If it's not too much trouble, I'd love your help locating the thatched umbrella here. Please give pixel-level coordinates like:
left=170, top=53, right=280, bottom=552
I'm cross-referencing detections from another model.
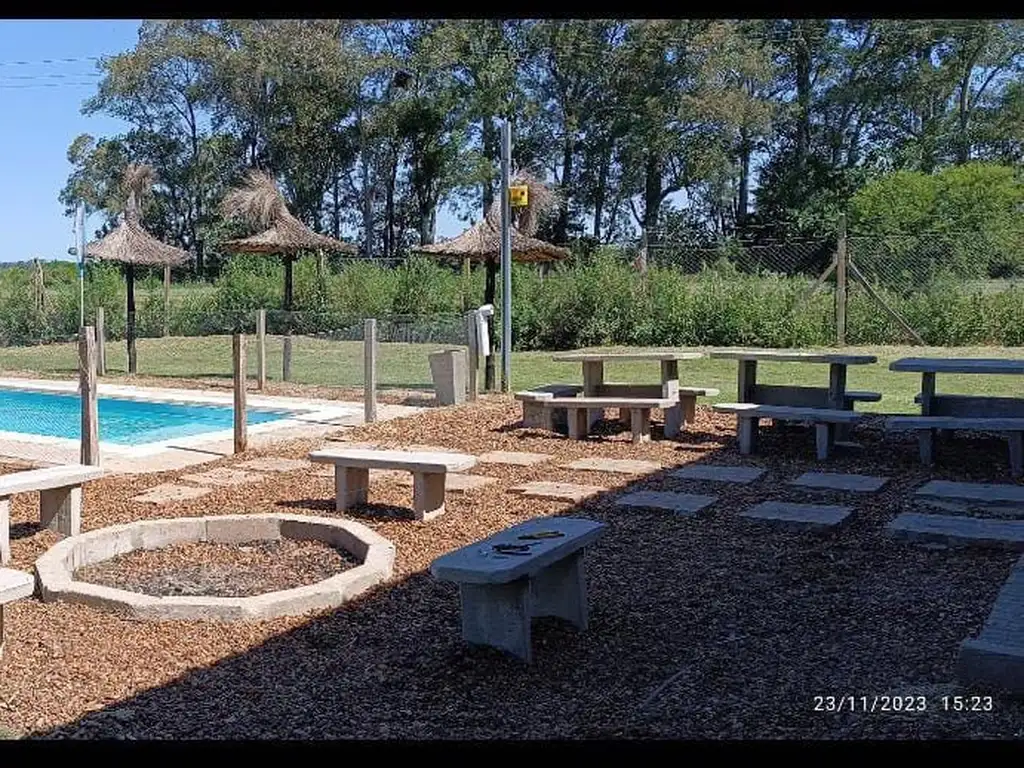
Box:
left=414, top=170, right=568, bottom=264
left=414, top=171, right=566, bottom=389
left=86, top=164, right=190, bottom=375
left=220, top=170, right=358, bottom=380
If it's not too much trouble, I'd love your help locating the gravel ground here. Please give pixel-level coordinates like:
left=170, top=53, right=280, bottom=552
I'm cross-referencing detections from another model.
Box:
left=74, top=539, right=357, bottom=598
left=1, top=395, right=1023, bottom=739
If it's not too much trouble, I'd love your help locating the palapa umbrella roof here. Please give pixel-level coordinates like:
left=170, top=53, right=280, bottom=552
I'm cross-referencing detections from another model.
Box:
left=220, top=170, right=357, bottom=256
left=414, top=170, right=569, bottom=264
left=415, top=219, right=570, bottom=263
left=85, top=164, right=190, bottom=267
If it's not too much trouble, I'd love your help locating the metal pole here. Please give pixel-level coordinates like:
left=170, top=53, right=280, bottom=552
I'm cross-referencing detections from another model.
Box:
left=76, top=202, right=86, bottom=328
left=500, top=119, right=512, bottom=393
left=836, top=213, right=848, bottom=347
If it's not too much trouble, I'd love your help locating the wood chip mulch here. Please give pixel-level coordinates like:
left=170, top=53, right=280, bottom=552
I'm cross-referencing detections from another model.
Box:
left=73, top=539, right=357, bottom=599
left=1, top=395, right=1023, bottom=739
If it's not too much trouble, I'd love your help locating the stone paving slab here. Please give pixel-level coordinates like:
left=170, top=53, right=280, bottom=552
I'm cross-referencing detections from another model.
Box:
left=180, top=468, right=266, bottom=487
left=563, top=458, right=662, bottom=475
left=392, top=473, right=497, bottom=492
left=614, top=491, right=717, bottom=516
left=668, top=465, right=765, bottom=484
left=957, top=556, right=1024, bottom=694
left=477, top=450, right=553, bottom=466
left=508, top=481, right=607, bottom=503
left=915, top=480, right=1024, bottom=505
left=739, top=501, right=853, bottom=531
left=790, top=472, right=889, bottom=493
left=235, top=457, right=313, bottom=473
left=132, top=483, right=213, bottom=505
left=915, top=499, right=1024, bottom=518
left=887, top=512, right=1024, bottom=551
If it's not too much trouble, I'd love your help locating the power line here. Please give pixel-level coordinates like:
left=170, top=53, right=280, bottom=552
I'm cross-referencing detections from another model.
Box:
left=0, top=55, right=101, bottom=67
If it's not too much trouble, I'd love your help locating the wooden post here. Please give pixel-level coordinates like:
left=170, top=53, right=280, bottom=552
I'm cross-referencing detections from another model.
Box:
left=95, top=307, right=106, bottom=377
left=256, top=309, right=267, bottom=390
left=836, top=213, right=847, bottom=347
left=163, top=264, right=171, bottom=337
left=126, top=263, right=137, bottom=374
left=462, top=256, right=472, bottom=311
left=78, top=326, right=99, bottom=466
left=233, top=333, right=247, bottom=454
left=282, top=255, right=294, bottom=382
left=465, top=310, right=479, bottom=401
left=364, top=318, right=378, bottom=424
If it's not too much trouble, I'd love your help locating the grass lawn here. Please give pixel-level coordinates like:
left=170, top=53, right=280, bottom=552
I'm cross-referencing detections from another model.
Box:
left=0, top=338, right=1021, bottom=414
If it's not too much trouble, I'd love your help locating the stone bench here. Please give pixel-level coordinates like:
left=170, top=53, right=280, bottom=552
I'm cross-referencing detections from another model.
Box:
left=846, top=390, right=881, bottom=405
left=0, top=568, right=33, bottom=659
left=309, top=447, right=477, bottom=521
left=0, top=464, right=105, bottom=565
left=712, top=403, right=863, bottom=460
left=430, top=516, right=607, bottom=663
left=888, top=416, right=1024, bottom=477
left=596, top=384, right=721, bottom=437
left=543, top=396, right=677, bottom=443
left=515, top=384, right=583, bottom=431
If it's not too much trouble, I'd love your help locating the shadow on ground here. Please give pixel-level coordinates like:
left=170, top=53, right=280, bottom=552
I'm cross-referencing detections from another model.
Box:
left=25, top=409, right=1024, bottom=740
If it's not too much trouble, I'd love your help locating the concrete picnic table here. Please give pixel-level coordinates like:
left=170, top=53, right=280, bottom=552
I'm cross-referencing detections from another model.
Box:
left=708, top=348, right=878, bottom=411
left=889, top=357, right=1024, bottom=418
left=550, top=349, right=704, bottom=428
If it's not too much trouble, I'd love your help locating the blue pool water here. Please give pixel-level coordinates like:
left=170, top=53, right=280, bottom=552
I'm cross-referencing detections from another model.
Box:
left=0, top=387, right=295, bottom=445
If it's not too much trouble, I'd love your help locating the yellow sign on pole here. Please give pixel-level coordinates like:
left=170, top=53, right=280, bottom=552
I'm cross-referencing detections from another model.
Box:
left=509, top=185, right=529, bottom=208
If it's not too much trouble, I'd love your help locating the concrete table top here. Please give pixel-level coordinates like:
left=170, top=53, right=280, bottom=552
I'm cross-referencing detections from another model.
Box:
left=431, top=517, right=606, bottom=585
left=551, top=349, right=704, bottom=363
left=889, top=357, right=1024, bottom=376
left=709, top=348, right=877, bottom=365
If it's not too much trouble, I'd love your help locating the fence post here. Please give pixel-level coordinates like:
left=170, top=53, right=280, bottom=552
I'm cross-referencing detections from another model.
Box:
left=95, top=307, right=106, bottom=377
left=256, top=309, right=267, bottom=390
left=233, top=333, right=247, bottom=454
left=836, top=213, right=848, bottom=347
left=364, top=318, right=377, bottom=424
left=282, top=330, right=293, bottom=382
left=79, top=326, right=99, bottom=466
left=465, top=309, right=479, bottom=401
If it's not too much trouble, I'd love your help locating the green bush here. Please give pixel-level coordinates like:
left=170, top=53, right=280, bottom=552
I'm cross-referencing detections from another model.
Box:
left=1, top=250, right=1022, bottom=351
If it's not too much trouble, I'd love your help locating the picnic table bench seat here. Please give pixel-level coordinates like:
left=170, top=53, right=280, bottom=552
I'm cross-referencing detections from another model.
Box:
left=430, top=516, right=607, bottom=663
left=713, top=402, right=863, bottom=460
left=888, top=415, right=1024, bottom=477
left=515, top=384, right=583, bottom=431
left=0, top=464, right=105, bottom=565
left=309, top=447, right=477, bottom=521
left=0, top=568, right=34, bottom=659
left=543, top=396, right=677, bottom=444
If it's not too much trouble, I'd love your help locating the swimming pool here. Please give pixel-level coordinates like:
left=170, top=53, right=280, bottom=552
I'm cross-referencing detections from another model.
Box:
left=0, top=386, right=295, bottom=446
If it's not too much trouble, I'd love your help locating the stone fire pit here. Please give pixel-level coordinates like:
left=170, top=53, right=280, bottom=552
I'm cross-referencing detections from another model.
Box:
left=34, top=514, right=394, bottom=621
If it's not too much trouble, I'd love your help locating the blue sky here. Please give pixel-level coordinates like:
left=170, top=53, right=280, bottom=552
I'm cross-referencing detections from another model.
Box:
left=0, top=19, right=465, bottom=264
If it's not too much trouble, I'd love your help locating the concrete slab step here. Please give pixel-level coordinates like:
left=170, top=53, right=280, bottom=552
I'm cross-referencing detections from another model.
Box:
left=739, top=501, right=854, bottom=531
left=613, top=491, right=717, bottom=516
left=887, top=512, right=1024, bottom=551
left=916, top=480, right=1024, bottom=506
left=668, top=465, right=765, bottom=484
left=790, top=472, right=889, bottom=493
left=508, top=482, right=606, bottom=503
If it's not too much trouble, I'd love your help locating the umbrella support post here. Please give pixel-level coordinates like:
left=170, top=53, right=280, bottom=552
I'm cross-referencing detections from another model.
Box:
left=126, top=264, right=137, bottom=376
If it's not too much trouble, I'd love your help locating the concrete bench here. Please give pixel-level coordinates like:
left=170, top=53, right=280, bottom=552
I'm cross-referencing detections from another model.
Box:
left=430, top=516, right=607, bottom=663
left=713, top=403, right=863, bottom=460
left=594, top=384, right=719, bottom=437
left=888, top=416, right=1024, bottom=477
left=846, top=390, right=881, bottom=405
left=309, top=447, right=477, bottom=521
left=0, top=568, right=33, bottom=659
left=0, top=464, right=105, bottom=565
left=515, top=384, right=583, bottom=431
left=543, top=396, right=677, bottom=443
